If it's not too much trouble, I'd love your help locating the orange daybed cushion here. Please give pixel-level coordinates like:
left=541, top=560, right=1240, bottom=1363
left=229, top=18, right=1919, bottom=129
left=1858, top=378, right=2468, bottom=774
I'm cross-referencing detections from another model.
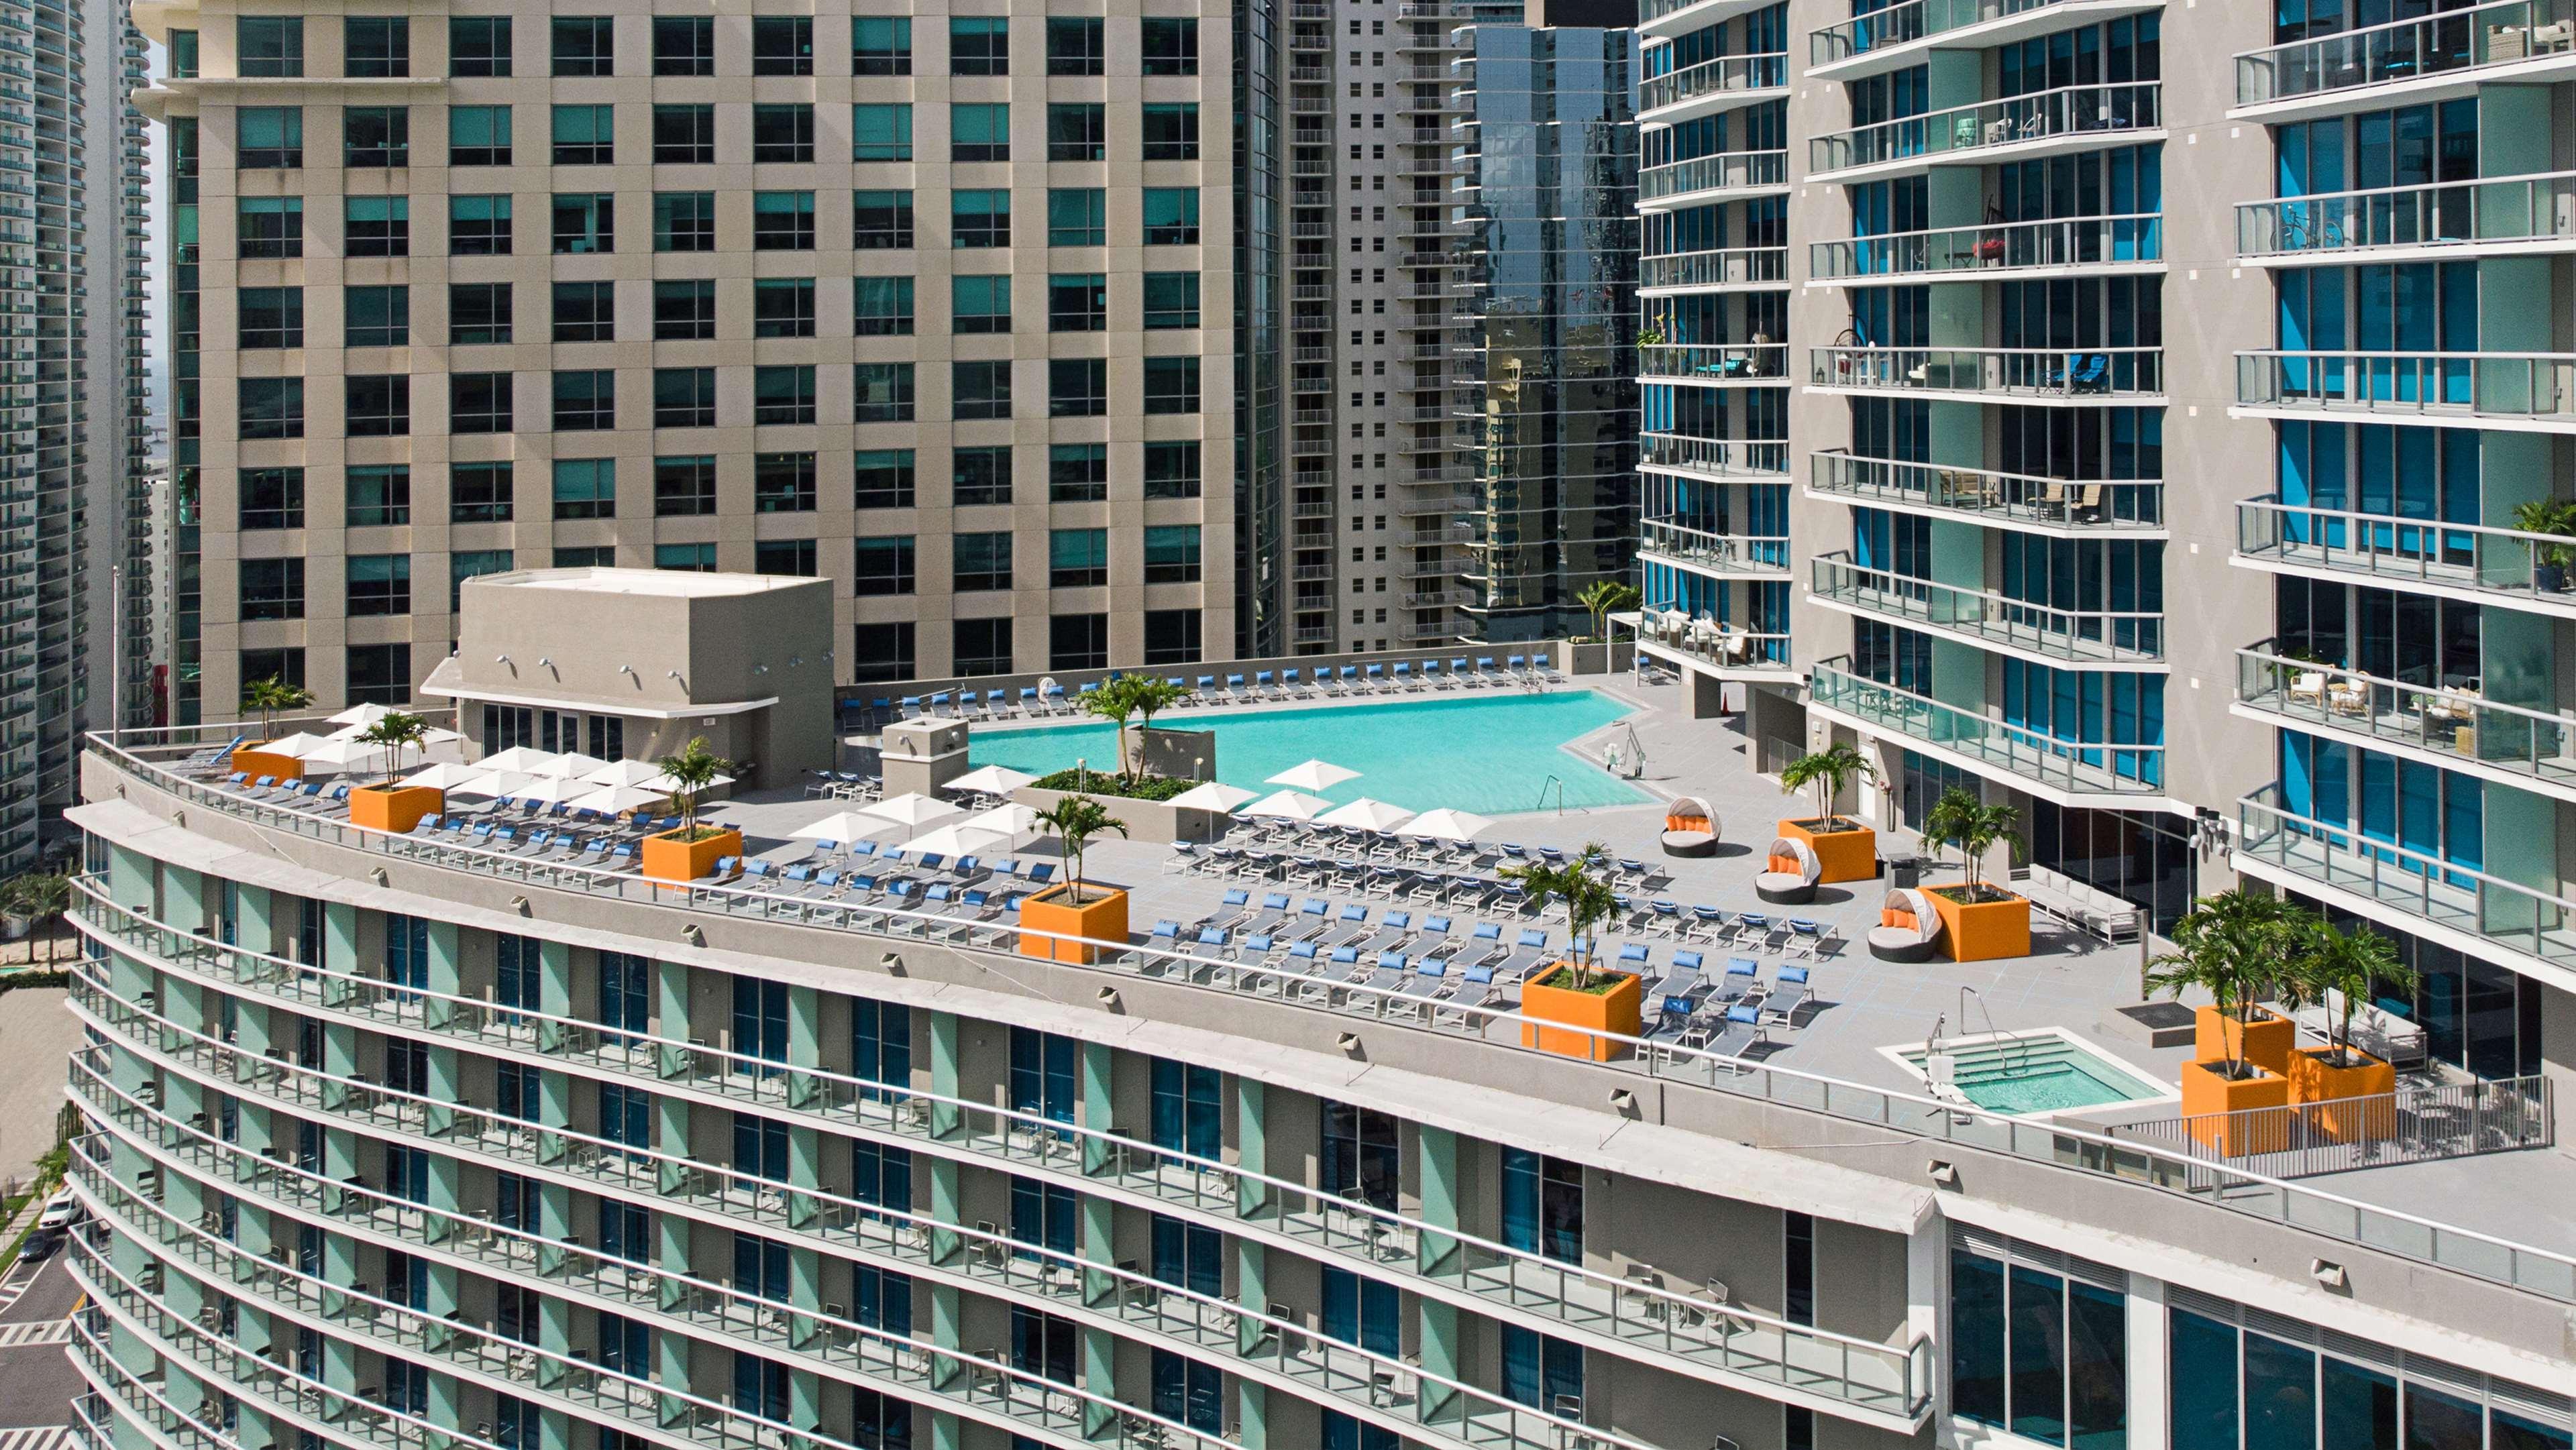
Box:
left=1767, top=854, right=1799, bottom=874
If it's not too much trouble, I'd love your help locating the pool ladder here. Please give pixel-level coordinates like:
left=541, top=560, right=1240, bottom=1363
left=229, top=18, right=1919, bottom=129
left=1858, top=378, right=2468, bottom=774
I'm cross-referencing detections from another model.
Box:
left=1534, top=776, right=1565, bottom=815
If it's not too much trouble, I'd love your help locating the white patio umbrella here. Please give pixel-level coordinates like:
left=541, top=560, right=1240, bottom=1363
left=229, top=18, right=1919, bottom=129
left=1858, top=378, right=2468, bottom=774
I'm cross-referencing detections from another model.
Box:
left=537, top=751, right=612, bottom=779
left=904, top=823, right=1011, bottom=859
left=1317, top=797, right=1415, bottom=832
left=1242, top=789, right=1335, bottom=821
left=258, top=731, right=339, bottom=760
left=399, top=762, right=496, bottom=793
left=566, top=783, right=671, bottom=817
left=789, top=810, right=884, bottom=845
left=962, top=801, right=1044, bottom=840
left=947, top=763, right=1035, bottom=795
left=453, top=769, right=539, bottom=800
left=476, top=746, right=565, bottom=775
left=1266, top=759, right=1360, bottom=792
left=300, top=734, right=465, bottom=775
left=1167, top=781, right=1260, bottom=813
left=582, top=759, right=670, bottom=788
left=860, top=792, right=965, bottom=830
left=637, top=769, right=737, bottom=795
left=500, top=774, right=598, bottom=806
left=1403, top=807, right=1497, bottom=842
left=326, top=702, right=397, bottom=728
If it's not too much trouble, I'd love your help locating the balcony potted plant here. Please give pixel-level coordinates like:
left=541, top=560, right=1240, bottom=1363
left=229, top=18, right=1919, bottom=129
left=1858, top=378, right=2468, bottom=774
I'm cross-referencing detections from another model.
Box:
left=1018, top=793, right=1131, bottom=963
left=640, top=736, right=741, bottom=883
left=1504, top=844, right=1642, bottom=1061
left=233, top=675, right=315, bottom=782
left=1919, top=787, right=2031, bottom=962
left=2513, top=497, right=2576, bottom=594
left=347, top=712, right=443, bottom=834
left=2151, top=891, right=2298, bottom=1155
left=2281, top=919, right=2414, bottom=1141
left=1775, top=741, right=1880, bottom=883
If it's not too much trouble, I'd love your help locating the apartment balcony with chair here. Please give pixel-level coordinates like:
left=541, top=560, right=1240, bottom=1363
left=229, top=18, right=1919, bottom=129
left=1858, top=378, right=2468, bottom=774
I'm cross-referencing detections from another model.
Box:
left=1809, top=0, right=2165, bottom=78
left=2235, top=351, right=2576, bottom=429
left=1638, top=518, right=1792, bottom=579
left=1638, top=52, right=1789, bottom=124
left=1640, top=245, right=1790, bottom=293
left=2236, top=495, right=2576, bottom=616
left=1638, top=150, right=1788, bottom=209
left=1808, top=555, right=2165, bottom=666
left=1629, top=610, right=1794, bottom=676
left=2234, top=640, right=2576, bottom=801
left=2236, top=172, right=2576, bottom=263
left=1809, top=451, right=2165, bottom=534
left=1640, top=433, right=1790, bottom=480
left=1809, top=214, right=2163, bottom=284
left=1807, top=659, right=2169, bottom=802
left=1807, top=81, right=2163, bottom=184
left=2234, top=0, right=2576, bottom=117
left=1809, top=345, right=2165, bottom=404
left=1642, top=342, right=1790, bottom=384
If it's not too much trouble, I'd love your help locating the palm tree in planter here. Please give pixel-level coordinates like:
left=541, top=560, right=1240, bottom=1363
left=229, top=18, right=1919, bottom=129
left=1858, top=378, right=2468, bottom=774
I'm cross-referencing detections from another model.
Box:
left=1779, top=742, right=1877, bottom=833
left=1918, top=787, right=2030, bottom=962
left=1501, top=844, right=1641, bottom=1060
left=241, top=675, right=313, bottom=744
left=1081, top=675, right=1193, bottom=785
left=2279, top=916, right=2416, bottom=1138
left=1576, top=579, right=1641, bottom=645
left=2147, top=889, right=2300, bottom=1084
left=2294, top=922, right=2413, bottom=1069
left=347, top=712, right=439, bottom=833
left=354, top=712, right=431, bottom=783
left=639, top=736, right=741, bottom=882
left=1020, top=794, right=1132, bottom=964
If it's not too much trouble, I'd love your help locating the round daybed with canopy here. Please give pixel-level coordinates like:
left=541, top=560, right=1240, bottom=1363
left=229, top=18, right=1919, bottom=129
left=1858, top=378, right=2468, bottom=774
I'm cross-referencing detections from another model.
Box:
left=1661, top=796, right=1719, bottom=858
left=1753, top=836, right=1823, bottom=904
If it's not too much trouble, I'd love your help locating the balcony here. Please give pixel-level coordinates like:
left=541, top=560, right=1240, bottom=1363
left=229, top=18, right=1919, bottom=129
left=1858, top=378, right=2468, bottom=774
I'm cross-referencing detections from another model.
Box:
left=1640, top=432, right=1790, bottom=478
left=1629, top=611, right=1794, bottom=677
left=1809, top=82, right=2161, bottom=183
left=2235, top=351, right=2576, bottom=429
left=1638, top=0, right=1790, bottom=38
left=1809, top=451, right=2165, bottom=534
left=1809, top=345, right=2165, bottom=404
left=1638, top=518, right=1792, bottom=577
left=1808, top=660, right=2169, bottom=801
left=1809, top=554, right=2164, bottom=666
left=1638, top=150, right=1788, bottom=207
left=1810, top=0, right=2165, bottom=79
left=1639, top=245, right=1789, bottom=292
left=2234, top=0, right=2576, bottom=117
left=2236, top=495, right=2576, bottom=616
left=1809, top=214, right=2162, bottom=284
left=2235, top=640, right=2576, bottom=801
left=1637, top=52, right=1788, bottom=123
left=1640, top=343, right=1790, bottom=384
left=2236, top=172, right=2576, bottom=262
left=2235, top=786, right=2576, bottom=982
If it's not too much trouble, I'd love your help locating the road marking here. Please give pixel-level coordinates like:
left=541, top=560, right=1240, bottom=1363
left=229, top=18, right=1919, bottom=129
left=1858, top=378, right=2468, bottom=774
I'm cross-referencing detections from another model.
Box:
left=0, top=1262, right=39, bottom=1315
left=0, top=1426, right=70, bottom=1450
left=0, top=1320, right=69, bottom=1347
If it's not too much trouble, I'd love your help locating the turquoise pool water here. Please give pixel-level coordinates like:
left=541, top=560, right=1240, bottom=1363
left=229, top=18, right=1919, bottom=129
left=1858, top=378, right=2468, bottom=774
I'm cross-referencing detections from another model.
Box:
left=969, top=691, right=1650, bottom=816
left=1907, top=1036, right=2167, bottom=1115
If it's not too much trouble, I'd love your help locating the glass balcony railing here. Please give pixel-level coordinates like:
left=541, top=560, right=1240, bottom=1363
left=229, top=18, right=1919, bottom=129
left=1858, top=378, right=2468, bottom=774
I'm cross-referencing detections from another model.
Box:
left=1810, top=345, right=2165, bottom=400
left=2236, top=351, right=2576, bottom=421
left=1810, top=554, right=2164, bottom=663
left=2236, top=494, right=2576, bottom=607
left=1808, top=659, right=2166, bottom=796
left=1638, top=518, right=1791, bottom=573
left=1638, top=52, right=1788, bottom=113
left=1810, top=82, right=2161, bottom=178
left=1640, top=432, right=1790, bottom=477
left=1641, top=342, right=1789, bottom=380
left=2235, top=640, right=2576, bottom=792
left=1631, top=611, right=1792, bottom=671
left=2237, top=785, right=2576, bottom=976
left=1809, top=450, right=2164, bottom=529
left=1640, top=245, right=1789, bottom=289
left=2236, top=171, right=2576, bottom=258
left=2236, top=0, right=2576, bottom=108
left=1811, top=214, right=2161, bottom=282
left=1809, top=0, right=2102, bottom=68
left=1639, top=150, right=1786, bottom=202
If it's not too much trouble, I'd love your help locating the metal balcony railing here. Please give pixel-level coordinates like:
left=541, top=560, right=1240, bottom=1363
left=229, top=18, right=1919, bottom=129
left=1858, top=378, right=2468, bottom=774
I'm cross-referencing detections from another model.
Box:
left=2235, top=0, right=2576, bottom=107
left=2236, top=494, right=2576, bottom=607
left=1811, top=214, right=2161, bottom=282
left=1809, top=81, right=2161, bottom=177
left=1809, top=554, right=2164, bottom=663
left=1811, top=345, right=2165, bottom=400
left=2235, top=350, right=2576, bottom=421
left=1638, top=52, right=1787, bottom=113
left=1809, top=451, right=2163, bottom=529
left=1808, top=659, right=2166, bottom=795
left=2235, top=639, right=2576, bottom=794
left=2235, top=171, right=2576, bottom=259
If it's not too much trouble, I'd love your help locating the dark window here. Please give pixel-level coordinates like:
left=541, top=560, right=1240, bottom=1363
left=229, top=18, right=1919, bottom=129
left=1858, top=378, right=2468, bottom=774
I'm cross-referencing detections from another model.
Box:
left=755, top=366, right=818, bottom=425
left=851, top=277, right=910, bottom=337
left=1144, top=609, right=1202, bottom=665
left=759, top=278, right=821, bottom=338
left=1322, top=1100, right=1399, bottom=1209
left=237, top=107, right=302, bottom=168
left=553, top=281, right=616, bottom=342
left=345, top=375, right=411, bottom=437
left=449, top=373, right=513, bottom=434
left=1046, top=17, right=1103, bottom=74
left=753, top=16, right=814, bottom=74
left=950, top=17, right=1008, bottom=74
left=170, top=30, right=199, bottom=76
left=1145, top=355, right=1201, bottom=414
left=347, top=465, right=412, bottom=526
left=239, top=378, right=304, bottom=439
left=952, top=361, right=1012, bottom=421
left=1049, top=274, right=1107, bottom=332
left=451, top=551, right=515, bottom=612
left=653, top=368, right=718, bottom=429
left=1142, top=103, right=1198, bottom=160
left=854, top=364, right=916, bottom=423
left=552, top=194, right=613, bottom=254
left=346, top=555, right=413, bottom=616
left=851, top=622, right=916, bottom=683
left=953, top=447, right=1012, bottom=506
left=1050, top=614, right=1109, bottom=670
left=345, top=196, right=409, bottom=256
left=952, top=274, right=1010, bottom=334
left=1144, top=441, right=1201, bottom=499
left=347, top=286, right=409, bottom=347
left=343, top=106, right=409, bottom=166
left=853, top=450, right=916, bottom=509
left=753, top=105, right=814, bottom=163
left=447, top=105, right=511, bottom=165
left=954, top=189, right=1010, bottom=246
left=238, top=197, right=303, bottom=258
left=347, top=644, right=413, bottom=706
left=1142, top=188, right=1199, bottom=245
left=1141, top=18, right=1199, bottom=75
left=651, top=104, right=714, bottom=164
left=951, top=103, right=1009, bottom=163
left=552, top=370, right=616, bottom=431
left=1047, top=103, right=1104, bottom=162
left=754, top=453, right=817, bottom=512
left=1048, top=444, right=1107, bottom=502
left=238, top=17, right=303, bottom=76
left=655, top=456, right=718, bottom=516
left=1049, top=359, right=1107, bottom=417
left=754, top=539, right=818, bottom=577
left=853, top=537, right=917, bottom=596
left=754, top=191, right=816, bottom=250
left=653, top=191, right=716, bottom=252
left=551, top=103, right=613, bottom=164
left=449, top=284, right=511, bottom=345
left=854, top=190, right=914, bottom=249
left=449, top=194, right=510, bottom=255
left=451, top=461, right=515, bottom=522
left=1049, top=528, right=1108, bottom=588
left=449, top=17, right=511, bottom=76
left=239, top=559, right=305, bottom=621
left=239, top=287, right=303, bottom=349
left=239, top=467, right=305, bottom=531
left=653, top=279, right=716, bottom=340
left=653, top=15, right=714, bottom=74
left=953, top=532, right=1012, bottom=591
left=241, top=648, right=306, bottom=690
left=551, top=17, right=614, bottom=76
left=555, top=547, right=615, bottom=568
left=1144, top=272, right=1200, bottom=329
left=553, top=459, right=617, bottom=520
left=656, top=544, right=716, bottom=573
left=345, top=18, right=409, bottom=77
left=852, top=104, right=912, bottom=162
left=851, top=17, right=911, bottom=75
left=1049, top=188, right=1106, bottom=245
left=955, top=618, right=1014, bottom=676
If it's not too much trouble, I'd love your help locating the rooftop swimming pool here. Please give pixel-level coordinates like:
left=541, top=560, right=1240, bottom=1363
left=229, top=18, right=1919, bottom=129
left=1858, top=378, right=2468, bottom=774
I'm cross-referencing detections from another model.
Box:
left=1894, top=1031, right=2171, bottom=1116
left=969, top=691, right=1651, bottom=816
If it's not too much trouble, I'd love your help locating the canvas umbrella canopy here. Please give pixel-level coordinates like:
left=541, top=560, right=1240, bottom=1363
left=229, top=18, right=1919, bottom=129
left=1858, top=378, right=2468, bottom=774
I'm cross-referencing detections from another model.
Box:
left=500, top=774, right=599, bottom=806
left=1316, top=797, right=1415, bottom=832
left=1167, top=781, right=1260, bottom=812
left=1242, top=789, right=1335, bottom=821
left=789, top=810, right=884, bottom=844
left=1266, top=759, right=1360, bottom=792
left=537, top=751, right=612, bottom=779
left=582, top=759, right=670, bottom=788
left=962, top=802, right=1044, bottom=840
left=905, top=823, right=1011, bottom=859
left=860, top=793, right=965, bottom=829
left=637, top=769, right=737, bottom=795
left=400, top=762, right=498, bottom=793
left=326, top=702, right=398, bottom=728
left=476, top=746, right=565, bottom=775
left=1403, top=807, right=1497, bottom=842
left=258, top=732, right=339, bottom=760
left=948, top=764, right=1035, bottom=795
left=566, top=783, right=671, bottom=816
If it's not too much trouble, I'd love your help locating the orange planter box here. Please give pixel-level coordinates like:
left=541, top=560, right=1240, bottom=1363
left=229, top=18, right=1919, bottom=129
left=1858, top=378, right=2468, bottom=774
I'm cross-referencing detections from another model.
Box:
left=2286, top=1044, right=2396, bottom=1143
left=1776, top=818, right=1876, bottom=884
left=2182, top=1059, right=2292, bottom=1156
left=1519, top=966, right=1643, bottom=1062
left=1923, top=885, right=2031, bottom=962
left=1018, top=883, right=1130, bottom=964
left=349, top=784, right=443, bottom=835
left=2194, top=1004, right=2295, bottom=1076
left=229, top=746, right=307, bottom=783
left=643, top=826, right=742, bottom=883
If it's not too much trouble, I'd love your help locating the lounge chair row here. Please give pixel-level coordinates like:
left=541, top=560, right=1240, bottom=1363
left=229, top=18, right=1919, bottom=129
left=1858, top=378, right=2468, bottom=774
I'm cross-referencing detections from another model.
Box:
left=860, top=655, right=1564, bottom=726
